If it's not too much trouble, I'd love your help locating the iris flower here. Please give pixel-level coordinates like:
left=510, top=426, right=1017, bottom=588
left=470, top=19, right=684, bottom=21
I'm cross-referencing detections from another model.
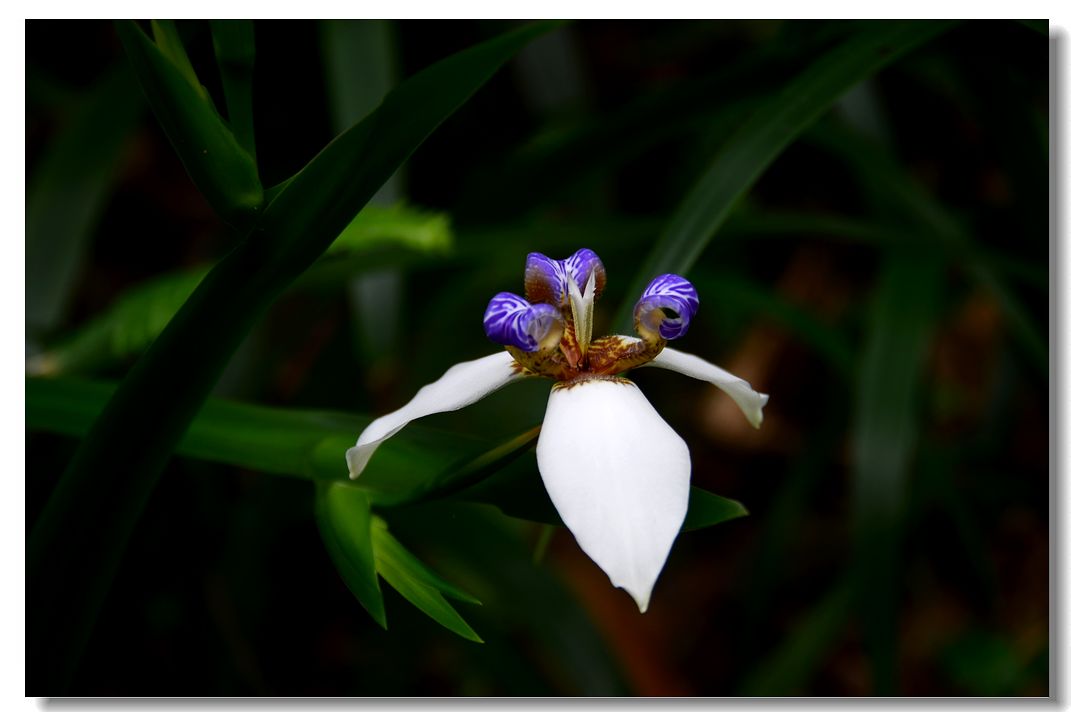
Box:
left=347, top=248, right=768, bottom=612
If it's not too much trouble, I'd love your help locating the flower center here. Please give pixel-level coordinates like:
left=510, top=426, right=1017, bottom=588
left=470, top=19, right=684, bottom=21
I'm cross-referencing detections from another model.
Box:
left=483, top=248, right=699, bottom=383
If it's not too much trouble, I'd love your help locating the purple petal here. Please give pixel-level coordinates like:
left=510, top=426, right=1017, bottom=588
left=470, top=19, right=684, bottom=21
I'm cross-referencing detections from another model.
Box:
left=633, top=274, right=699, bottom=340
left=524, top=248, right=607, bottom=305
left=524, top=252, right=568, bottom=306
left=563, top=248, right=607, bottom=300
left=483, top=292, right=563, bottom=351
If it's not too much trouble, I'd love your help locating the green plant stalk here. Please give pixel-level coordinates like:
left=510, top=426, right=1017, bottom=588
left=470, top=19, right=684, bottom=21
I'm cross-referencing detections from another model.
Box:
left=27, top=22, right=557, bottom=694
left=851, top=249, right=943, bottom=694
left=612, top=20, right=956, bottom=333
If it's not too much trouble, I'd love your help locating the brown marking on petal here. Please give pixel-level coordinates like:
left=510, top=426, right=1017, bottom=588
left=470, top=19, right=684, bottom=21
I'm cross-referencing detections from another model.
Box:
left=506, top=344, right=577, bottom=381
left=587, top=335, right=666, bottom=375
left=552, top=374, right=632, bottom=391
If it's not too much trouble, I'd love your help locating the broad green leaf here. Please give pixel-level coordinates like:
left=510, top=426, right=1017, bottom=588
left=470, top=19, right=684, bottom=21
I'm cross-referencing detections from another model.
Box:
left=210, top=20, right=257, bottom=159
left=116, top=20, right=262, bottom=226
left=31, top=202, right=452, bottom=376
left=28, top=268, right=208, bottom=376
left=613, top=20, right=956, bottom=332
left=315, top=483, right=385, bottom=627
left=28, top=25, right=555, bottom=693
left=26, top=376, right=497, bottom=489
left=371, top=522, right=483, bottom=642
left=851, top=249, right=943, bottom=694
left=329, top=203, right=451, bottom=256
left=26, top=65, right=144, bottom=336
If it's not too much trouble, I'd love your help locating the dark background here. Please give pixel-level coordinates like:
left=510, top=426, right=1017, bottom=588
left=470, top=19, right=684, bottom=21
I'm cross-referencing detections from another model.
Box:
left=26, top=20, right=1048, bottom=695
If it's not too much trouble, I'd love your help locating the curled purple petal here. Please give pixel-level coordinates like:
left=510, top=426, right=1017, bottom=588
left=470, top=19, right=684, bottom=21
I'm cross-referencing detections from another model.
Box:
left=633, top=274, right=699, bottom=340
left=524, top=248, right=607, bottom=305
left=484, top=292, right=564, bottom=351
left=524, top=252, right=568, bottom=306
left=563, top=248, right=607, bottom=300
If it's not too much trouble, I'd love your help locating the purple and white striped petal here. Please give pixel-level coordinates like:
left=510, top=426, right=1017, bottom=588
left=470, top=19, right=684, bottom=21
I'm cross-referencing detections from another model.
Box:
left=633, top=274, right=699, bottom=340
left=524, top=252, right=569, bottom=305
left=525, top=248, right=607, bottom=305
left=483, top=292, right=563, bottom=352
left=563, top=248, right=606, bottom=301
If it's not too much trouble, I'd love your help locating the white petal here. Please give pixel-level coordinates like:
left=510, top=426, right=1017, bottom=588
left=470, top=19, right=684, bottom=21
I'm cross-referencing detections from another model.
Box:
left=536, top=378, right=690, bottom=612
left=642, top=347, right=769, bottom=429
left=346, top=351, right=528, bottom=478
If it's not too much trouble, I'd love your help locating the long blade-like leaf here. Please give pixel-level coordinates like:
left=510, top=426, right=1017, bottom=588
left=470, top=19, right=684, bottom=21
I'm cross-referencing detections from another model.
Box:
left=851, top=249, right=943, bottom=694
left=315, top=484, right=385, bottom=627
left=612, top=20, right=956, bottom=332
left=210, top=20, right=257, bottom=159
left=26, top=65, right=144, bottom=337
left=116, top=20, right=262, bottom=227
left=27, top=24, right=553, bottom=694
left=371, top=522, right=483, bottom=642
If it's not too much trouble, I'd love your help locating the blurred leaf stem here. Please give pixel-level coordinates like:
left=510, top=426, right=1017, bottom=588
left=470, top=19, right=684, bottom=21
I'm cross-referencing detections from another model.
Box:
left=613, top=20, right=956, bottom=333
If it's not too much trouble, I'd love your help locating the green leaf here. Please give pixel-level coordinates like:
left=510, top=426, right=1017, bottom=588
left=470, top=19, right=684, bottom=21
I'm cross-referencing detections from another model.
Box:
left=210, top=20, right=256, bottom=159
left=459, top=460, right=747, bottom=532
left=807, top=120, right=1046, bottom=376
left=29, top=268, right=208, bottom=376
left=328, top=203, right=452, bottom=256
left=32, top=202, right=451, bottom=376
left=851, top=249, right=943, bottom=694
left=26, top=65, right=144, bottom=336
left=681, top=488, right=749, bottom=531
left=371, top=522, right=483, bottom=643
left=28, top=25, right=553, bottom=693
left=315, top=483, right=386, bottom=627
left=149, top=20, right=203, bottom=96
left=613, top=20, right=956, bottom=332
left=257, top=22, right=560, bottom=270
left=26, top=375, right=492, bottom=488
left=116, top=20, right=262, bottom=226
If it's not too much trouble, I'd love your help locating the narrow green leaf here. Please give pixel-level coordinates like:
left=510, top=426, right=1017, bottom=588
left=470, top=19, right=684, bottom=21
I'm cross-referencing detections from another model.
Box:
left=372, top=518, right=481, bottom=605
left=613, top=20, right=956, bottom=332
left=807, top=120, right=1046, bottom=376
left=681, top=488, right=749, bottom=531
left=26, top=65, right=144, bottom=336
left=851, top=249, right=943, bottom=694
left=371, top=523, right=483, bottom=642
left=149, top=20, right=203, bottom=96
left=257, top=22, right=560, bottom=270
left=28, top=26, right=551, bottom=692
left=116, top=20, right=262, bottom=226
left=210, top=20, right=257, bottom=159
left=315, top=483, right=386, bottom=627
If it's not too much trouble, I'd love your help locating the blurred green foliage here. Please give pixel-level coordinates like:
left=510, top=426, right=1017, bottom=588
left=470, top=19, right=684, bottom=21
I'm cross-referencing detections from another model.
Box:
left=26, top=19, right=1048, bottom=696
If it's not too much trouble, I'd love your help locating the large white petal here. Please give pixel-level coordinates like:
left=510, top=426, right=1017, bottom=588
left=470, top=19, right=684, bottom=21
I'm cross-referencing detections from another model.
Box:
left=536, top=377, right=690, bottom=613
left=643, top=347, right=769, bottom=429
left=347, top=351, right=528, bottom=478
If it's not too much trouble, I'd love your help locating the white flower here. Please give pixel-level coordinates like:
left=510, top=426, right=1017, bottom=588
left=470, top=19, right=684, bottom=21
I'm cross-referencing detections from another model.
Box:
left=346, top=249, right=768, bottom=612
